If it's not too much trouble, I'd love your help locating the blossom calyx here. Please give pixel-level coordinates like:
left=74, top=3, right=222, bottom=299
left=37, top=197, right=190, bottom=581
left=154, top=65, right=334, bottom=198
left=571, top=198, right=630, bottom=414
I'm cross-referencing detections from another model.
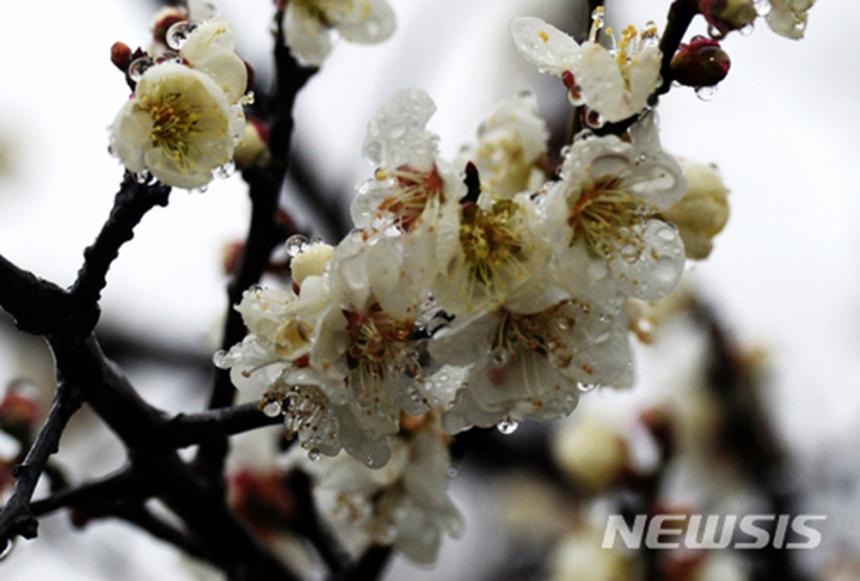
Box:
left=671, top=36, right=730, bottom=87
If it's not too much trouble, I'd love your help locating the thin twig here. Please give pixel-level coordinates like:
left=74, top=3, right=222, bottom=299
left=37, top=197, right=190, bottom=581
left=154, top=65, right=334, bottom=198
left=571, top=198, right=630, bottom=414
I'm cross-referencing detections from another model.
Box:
left=0, top=379, right=85, bottom=550
left=162, top=403, right=282, bottom=449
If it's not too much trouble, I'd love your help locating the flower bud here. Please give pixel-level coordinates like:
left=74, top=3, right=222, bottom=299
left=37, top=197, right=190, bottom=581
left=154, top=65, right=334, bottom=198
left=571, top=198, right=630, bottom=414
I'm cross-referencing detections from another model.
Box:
left=110, top=42, right=133, bottom=72
left=551, top=413, right=629, bottom=493
left=290, top=243, right=334, bottom=286
left=0, top=381, right=41, bottom=437
left=671, top=36, right=731, bottom=88
left=698, top=0, right=757, bottom=36
left=662, top=160, right=729, bottom=260
left=221, top=241, right=245, bottom=276
left=233, top=119, right=272, bottom=170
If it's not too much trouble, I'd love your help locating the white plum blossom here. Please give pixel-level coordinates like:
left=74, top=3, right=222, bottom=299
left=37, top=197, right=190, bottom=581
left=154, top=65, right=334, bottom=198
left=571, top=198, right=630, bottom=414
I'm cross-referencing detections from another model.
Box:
left=551, top=411, right=630, bottom=492
left=766, top=0, right=816, bottom=40
left=111, top=14, right=247, bottom=189
left=283, top=0, right=396, bottom=66
left=432, top=300, right=632, bottom=433
left=511, top=12, right=662, bottom=123
left=110, top=63, right=244, bottom=189
left=458, top=92, right=549, bottom=200
left=293, top=421, right=463, bottom=564
left=663, top=159, right=730, bottom=260
left=542, top=113, right=687, bottom=312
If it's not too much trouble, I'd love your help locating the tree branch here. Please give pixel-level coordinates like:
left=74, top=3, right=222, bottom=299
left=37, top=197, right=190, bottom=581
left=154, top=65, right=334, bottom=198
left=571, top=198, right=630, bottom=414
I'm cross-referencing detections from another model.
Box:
left=0, top=256, right=69, bottom=336
left=162, top=403, right=282, bottom=449
left=67, top=176, right=171, bottom=335
left=0, top=377, right=85, bottom=551
left=196, top=7, right=316, bottom=494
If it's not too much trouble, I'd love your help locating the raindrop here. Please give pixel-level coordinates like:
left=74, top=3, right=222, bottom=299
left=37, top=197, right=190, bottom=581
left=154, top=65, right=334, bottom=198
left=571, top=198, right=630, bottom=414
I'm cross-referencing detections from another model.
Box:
left=496, top=417, right=519, bottom=435
left=695, top=86, right=718, bottom=102
left=215, top=161, right=235, bottom=179
left=262, top=400, right=283, bottom=418
left=212, top=350, right=229, bottom=369
left=285, top=234, right=308, bottom=257
left=707, top=24, right=725, bottom=40
left=490, top=347, right=510, bottom=368
left=447, top=466, right=459, bottom=479
left=134, top=170, right=153, bottom=185
left=307, top=448, right=321, bottom=461
left=166, top=21, right=198, bottom=50
left=754, top=0, right=771, bottom=16
left=739, top=22, right=755, bottom=36
left=585, top=109, right=605, bottom=129
left=578, top=382, right=599, bottom=393
left=656, top=227, right=676, bottom=242
left=556, top=315, right=575, bottom=331
left=127, top=57, right=153, bottom=82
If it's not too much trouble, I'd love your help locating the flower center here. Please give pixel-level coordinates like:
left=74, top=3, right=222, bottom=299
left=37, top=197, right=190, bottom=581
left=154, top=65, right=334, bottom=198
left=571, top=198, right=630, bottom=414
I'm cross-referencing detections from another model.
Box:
left=460, top=200, right=524, bottom=286
left=142, top=91, right=202, bottom=167
left=345, top=305, right=417, bottom=391
left=567, top=176, right=651, bottom=261
left=376, top=165, right=444, bottom=231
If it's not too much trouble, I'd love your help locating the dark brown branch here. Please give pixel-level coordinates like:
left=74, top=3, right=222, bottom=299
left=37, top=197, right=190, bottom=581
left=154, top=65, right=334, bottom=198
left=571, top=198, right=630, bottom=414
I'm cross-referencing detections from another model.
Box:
left=30, top=468, right=135, bottom=517
left=67, top=176, right=171, bottom=336
left=0, top=256, right=70, bottom=336
left=196, top=8, right=316, bottom=494
left=162, top=403, right=282, bottom=449
left=0, top=377, right=85, bottom=551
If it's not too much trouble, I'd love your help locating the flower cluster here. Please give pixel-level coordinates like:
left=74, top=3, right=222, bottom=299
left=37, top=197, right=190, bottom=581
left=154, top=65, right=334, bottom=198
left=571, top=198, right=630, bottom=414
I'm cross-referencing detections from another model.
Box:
left=109, top=7, right=248, bottom=189
left=217, top=71, right=730, bottom=463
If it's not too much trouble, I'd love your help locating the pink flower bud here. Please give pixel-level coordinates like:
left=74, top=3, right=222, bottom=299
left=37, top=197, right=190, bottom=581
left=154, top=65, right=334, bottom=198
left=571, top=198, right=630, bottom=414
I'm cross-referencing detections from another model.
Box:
left=671, top=36, right=731, bottom=87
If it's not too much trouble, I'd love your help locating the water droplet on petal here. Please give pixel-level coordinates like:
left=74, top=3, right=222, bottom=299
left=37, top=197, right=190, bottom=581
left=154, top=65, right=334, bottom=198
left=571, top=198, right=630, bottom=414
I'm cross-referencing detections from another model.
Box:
left=657, top=227, right=676, bottom=242
left=263, top=399, right=283, bottom=418
left=215, top=161, right=235, bottom=179
left=497, top=417, right=519, bottom=435
left=127, top=57, right=153, bottom=82
left=578, top=382, right=599, bottom=393
left=585, top=109, right=605, bottom=129
left=695, top=86, right=718, bottom=102
left=166, top=21, right=198, bottom=50
left=285, top=234, right=308, bottom=258
left=212, top=350, right=230, bottom=369
left=307, top=448, right=321, bottom=461
left=491, top=347, right=511, bottom=368
left=739, top=22, right=755, bottom=36
left=754, top=0, right=771, bottom=16
left=134, top=169, right=154, bottom=185
left=556, top=315, right=575, bottom=332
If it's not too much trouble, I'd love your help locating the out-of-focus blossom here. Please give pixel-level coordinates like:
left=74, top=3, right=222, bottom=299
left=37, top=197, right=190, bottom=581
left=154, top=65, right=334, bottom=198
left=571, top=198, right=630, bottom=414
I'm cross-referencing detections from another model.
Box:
left=234, top=119, right=271, bottom=170
left=283, top=0, right=396, bottom=66
left=767, top=0, right=816, bottom=39
left=551, top=524, right=631, bottom=581
left=552, top=411, right=629, bottom=492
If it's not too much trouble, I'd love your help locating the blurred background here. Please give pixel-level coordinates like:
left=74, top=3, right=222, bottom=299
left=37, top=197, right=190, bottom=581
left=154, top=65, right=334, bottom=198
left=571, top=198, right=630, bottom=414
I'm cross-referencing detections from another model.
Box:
left=1, top=0, right=858, bottom=579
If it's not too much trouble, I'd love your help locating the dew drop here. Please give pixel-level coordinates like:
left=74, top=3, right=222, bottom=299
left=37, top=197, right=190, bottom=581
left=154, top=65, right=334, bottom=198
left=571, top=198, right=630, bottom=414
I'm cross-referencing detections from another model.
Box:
left=556, top=315, right=575, bottom=332
left=212, top=350, right=230, bottom=369
left=447, top=466, right=459, bottom=479
left=134, top=169, right=153, bottom=185
left=588, top=260, right=609, bottom=282
left=695, top=86, right=718, bottom=102
left=497, top=417, right=519, bottom=435
left=754, top=0, right=771, bottom=16
left=166, top=21, right=198, bottom=50
left=585, top=109, right=605, bottom=129
left=262, top=399, right=283, bottom=418
left=307, top=448, right=321, bottom=461
left=215, top=161, right=235, bottom=179
left=739, top=22, right=755, bottom=36
left=490, top=347, right=511, bottom=368
left=657, top=227, right=676, bottom=242
left=127, top=57, right=153, bottom=82
left=285, top=234, right=308, bottom=258
left=578, top=382, right=599, bottom=393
